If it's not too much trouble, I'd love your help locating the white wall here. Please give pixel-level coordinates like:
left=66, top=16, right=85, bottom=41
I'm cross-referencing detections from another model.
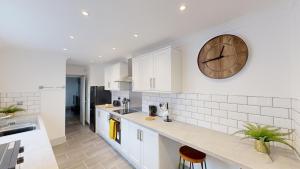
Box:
left=291, top=0, right=300, bottom=99
left=169, top=1, right=291, bottom=98
left=291, top=0, right=300, bottom=153
left=0, top=47, right=66, bottom=144
left=66, top=64, right=87, bottom=76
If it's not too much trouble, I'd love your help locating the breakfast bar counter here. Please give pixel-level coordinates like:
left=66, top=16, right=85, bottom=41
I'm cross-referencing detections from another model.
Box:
left=96, top=105, right=300, bottom=169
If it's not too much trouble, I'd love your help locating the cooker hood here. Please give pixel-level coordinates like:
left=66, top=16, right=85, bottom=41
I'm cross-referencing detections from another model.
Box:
left=114, top=58, right=132, bottom=83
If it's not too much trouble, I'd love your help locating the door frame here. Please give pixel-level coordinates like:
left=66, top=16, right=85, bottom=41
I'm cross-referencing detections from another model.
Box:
left=66, top=75, right=87, bottom=126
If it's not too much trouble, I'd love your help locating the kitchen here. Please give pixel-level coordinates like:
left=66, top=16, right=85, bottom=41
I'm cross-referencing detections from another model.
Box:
left=1, top=0, right=300, bottom=169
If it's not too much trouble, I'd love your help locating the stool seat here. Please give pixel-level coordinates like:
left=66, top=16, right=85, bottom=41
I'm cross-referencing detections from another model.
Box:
left=179, top=146, right=207, bottom=169
left=179, top=146, right=206, bottom=163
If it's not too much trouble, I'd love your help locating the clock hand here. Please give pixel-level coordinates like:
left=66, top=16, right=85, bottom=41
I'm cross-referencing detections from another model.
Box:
left=202, top=45, right=226, bottom=63
left=202, top=55, right=224, bottom=63
left=219, top=45, right=225, bottom=57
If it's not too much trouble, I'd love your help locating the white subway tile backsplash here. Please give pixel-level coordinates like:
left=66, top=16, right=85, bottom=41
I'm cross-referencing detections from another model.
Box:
left=212, top=109, right=227, bottom=118
left=228, top=95, right=247, bottom=104
left=175, top=116, right=186, bottom=123
left=205, top=115, right=219, bottom=123
left=211, top=123, right=227, bottom=133
left=228, top=111, right=248, bottom=121
left=0, top=92, right=40, bottom=115
left=248, top=96, right=272, bottom=106
left=198, top=94, right=211, bottom=101
left=142, top=92, right=295, bottom=141
left=197, top=120, right=211, bottom=129
left=7, top=93, right=22, bottom=97
left=197, top=107, right=212, bottom=115
left=238, top=105, right=260, bottom=114
left=228, top=127, right=240, bottom=134
left=186, top=93, right=198, bottom=100
left=220, top=103, right=237, bottom=111
left=186, top=106, right=197, bottom=112
left=186, top=118, right=198, bottom=125
left=248, top=114, right=273, bottom=125
left=192, top=100, right=204, bottom=107
left=204, top=101, right=219, bottom=109
left=219, top=118, right=238, bottom=127
left=273, top=98, right=291, bottom=108
left=211, top=95, right=227, bottom=102
left=261, top=107, right=289, bottom=118
left=177, top=94, right=186, bottom=99
left=192, top=113, right=205, bottom=120
left=292, top=99, right=300, bottom=112
left=173, top=104, right=185, bottom=111
left=183, top=99, right=192, bottom=106
left=274, top=118, right=292, bottom=129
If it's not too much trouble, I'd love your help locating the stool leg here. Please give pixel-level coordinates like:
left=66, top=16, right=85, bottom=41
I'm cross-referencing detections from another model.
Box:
left=189, top=162, right=191, bottom=169
left=204, top=160, right=207, bottom=169
left=192, top=163, right=194, bottom=169
left=178, top=156, right=181, bottom=169
left=201, top=162, right=204, bottom=169
left=183, top=160, right=185, bottom=169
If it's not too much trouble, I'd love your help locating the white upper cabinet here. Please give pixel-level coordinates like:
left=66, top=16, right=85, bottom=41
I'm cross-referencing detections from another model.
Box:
left=104, top=62, right=129, bottom=91
left=132, top=46, right=182, bottom=93
left=104, top=66, right=113, bottom=90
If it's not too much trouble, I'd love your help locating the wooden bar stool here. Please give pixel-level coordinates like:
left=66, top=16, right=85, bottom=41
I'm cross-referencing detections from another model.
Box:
left=179, top=146, right=207, bottom=169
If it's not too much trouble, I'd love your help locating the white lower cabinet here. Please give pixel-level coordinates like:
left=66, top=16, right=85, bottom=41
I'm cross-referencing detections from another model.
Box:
left=122, top=119, right=159, bottom=169
left=97, top=110, right=110, bottom=139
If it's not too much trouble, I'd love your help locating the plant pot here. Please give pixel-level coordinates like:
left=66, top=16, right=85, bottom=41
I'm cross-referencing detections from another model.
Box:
left=254, top=140, right=270, bottom=154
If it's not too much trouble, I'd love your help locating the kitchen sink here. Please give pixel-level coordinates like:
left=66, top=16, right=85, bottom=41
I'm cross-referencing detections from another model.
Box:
left=0, top=123, right=37, bottom=137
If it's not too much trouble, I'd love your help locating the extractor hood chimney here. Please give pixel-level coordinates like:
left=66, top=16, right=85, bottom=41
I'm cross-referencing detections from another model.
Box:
left=114, top=58, right=132, bottom=83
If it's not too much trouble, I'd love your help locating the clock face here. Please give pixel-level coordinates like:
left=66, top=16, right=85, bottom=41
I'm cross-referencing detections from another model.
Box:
left=197, top=34, right=248, bottom=79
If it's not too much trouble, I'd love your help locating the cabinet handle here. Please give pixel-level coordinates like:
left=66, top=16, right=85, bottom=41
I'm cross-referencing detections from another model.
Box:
left=150, top=78, right=152, bottom=89
left=153, top=78, right=155, bottom=89
left=137, top=129, right=140, bottom=140
left=140, top=130, right=143, bottom=141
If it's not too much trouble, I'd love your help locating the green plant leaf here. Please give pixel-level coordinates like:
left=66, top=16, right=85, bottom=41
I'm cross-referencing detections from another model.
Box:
left=232, top=122, right=300, bottom=158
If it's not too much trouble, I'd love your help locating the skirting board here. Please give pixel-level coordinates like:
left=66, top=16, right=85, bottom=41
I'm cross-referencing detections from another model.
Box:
left=50, top=136, right=66, bottom=146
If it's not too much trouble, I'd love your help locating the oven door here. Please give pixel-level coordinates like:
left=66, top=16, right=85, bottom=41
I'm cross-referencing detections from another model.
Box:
left=115, top=121, right=121, bottom=144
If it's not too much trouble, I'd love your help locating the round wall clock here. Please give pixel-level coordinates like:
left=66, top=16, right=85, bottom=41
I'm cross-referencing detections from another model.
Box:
left=197, top=34, right=248, bottom=79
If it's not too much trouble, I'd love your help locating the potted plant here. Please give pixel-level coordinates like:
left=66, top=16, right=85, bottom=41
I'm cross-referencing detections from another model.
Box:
left=0, top=105, right=25, bottom=119
left=233, top=123, right=299, bottom=158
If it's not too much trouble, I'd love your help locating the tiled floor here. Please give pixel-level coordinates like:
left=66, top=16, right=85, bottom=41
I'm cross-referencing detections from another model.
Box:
left=53, top=110, right=133, bottom=169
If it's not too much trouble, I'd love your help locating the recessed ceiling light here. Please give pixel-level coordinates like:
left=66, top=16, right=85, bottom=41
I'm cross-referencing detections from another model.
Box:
left=133, top=34, right=139, bottom=38
left=81, top=10, right=89, bottom=16
left=179, top=4, right=187, bottom=11
left=69, top=35, right=74, bottom=39
left=112, top=48, right=116, bottom=50
left=63, top=48, right=68, bottom=51
left=98, top=56, right=103, bottom=58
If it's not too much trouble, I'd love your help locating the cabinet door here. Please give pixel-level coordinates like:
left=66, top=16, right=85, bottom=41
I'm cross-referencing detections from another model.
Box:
left=153, top=48, right=171, bottom=92
left=110, top=64, right=120, bottom=90
left=104, top=67, right=112, bottom=90
left=100, top=111, right=110, bottom=139
left=141, top=127, right=159, bottom=169
left=126, top=120, right=142, bottom=168
left=132, top=57, right=142, bottom=91
left=140, top=53, right=154, bottom=91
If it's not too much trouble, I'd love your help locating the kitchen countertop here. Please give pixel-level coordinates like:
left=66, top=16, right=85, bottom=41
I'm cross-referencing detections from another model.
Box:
left=0, top=116, right=59, bottom=169
left=96, top=105, right=300, bottom=169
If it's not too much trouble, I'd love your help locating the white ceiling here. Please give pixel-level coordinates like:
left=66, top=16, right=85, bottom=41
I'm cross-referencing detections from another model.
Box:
left=0, top=0, right=277, bottom=65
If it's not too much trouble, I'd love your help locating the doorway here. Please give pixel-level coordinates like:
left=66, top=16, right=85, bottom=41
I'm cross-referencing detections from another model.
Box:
left=66, top=76, right=86, bottom=126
